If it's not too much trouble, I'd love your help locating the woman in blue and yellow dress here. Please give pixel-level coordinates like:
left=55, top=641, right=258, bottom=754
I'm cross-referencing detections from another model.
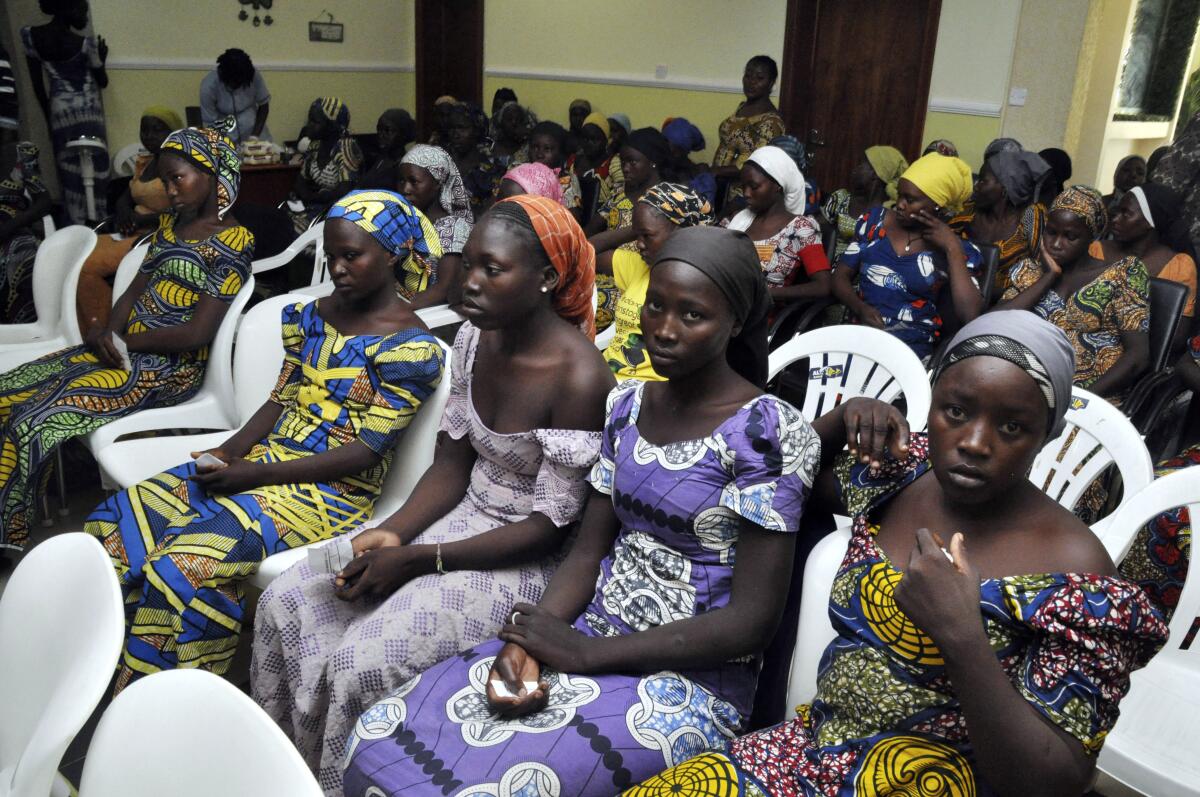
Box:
left=84, top=190, right=445, bottom=693
left=629, top=312, right=1166, bottom=796
left=0, top=122, right=254, bottom=555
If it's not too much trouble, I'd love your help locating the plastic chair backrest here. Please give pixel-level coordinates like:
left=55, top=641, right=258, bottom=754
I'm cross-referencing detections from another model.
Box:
left=252, top=221, right=325, bottom=275
left=197, top=275, right=257, bottom=416
left=767, top=325, right=932, bottom=429
left=77, top=669, right=322, bottom=797
left=1148, top=277, right=1188, bottom=373
left=110, top=240, right=151, bottom=301
left=1028, top=387, right=1154, bottom=524
left=785, top=525, right=850, bottom=710
left=0, top=534, right=123, bottom=797
left=26, top=226, right=96, bottom=339
left=231, top=293, right=311, bottom=425
left=972, top=241, right=1001, bottom=305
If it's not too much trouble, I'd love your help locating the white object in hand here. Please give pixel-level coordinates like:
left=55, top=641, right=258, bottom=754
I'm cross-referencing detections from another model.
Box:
left=193, top=452, right=227, bottom=470
left=307, top=535, right=355, bottom=575
left=489, top=680, right=540, bottom=699
left=111, top=334, right=132, bottom=370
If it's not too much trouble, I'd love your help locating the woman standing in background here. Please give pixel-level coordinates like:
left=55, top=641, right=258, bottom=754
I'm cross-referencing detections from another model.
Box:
left=21, top=0, right=109, bottom=224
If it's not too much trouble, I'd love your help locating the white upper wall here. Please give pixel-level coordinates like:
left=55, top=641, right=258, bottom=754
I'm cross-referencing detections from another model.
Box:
left=928, top=0, right=1022, bottom=114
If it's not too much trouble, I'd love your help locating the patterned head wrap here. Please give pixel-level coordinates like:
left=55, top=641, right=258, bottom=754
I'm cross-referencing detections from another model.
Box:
left=503, top=162, right=564, bottom=204
left=983, top=137, right=1023, bottom=163
left=401, top=144, right=472, bottom=223
left=142, top=105, right=183, bottom=132
left=496, top=195, right=596, bottom=337
left=900, top=153, right=974, bottom=213
left=582, top=112, right=610, bottom=140
left=863, top=145, right=909, bottom=206
left=160, top=117, right=241, bottom=218
left=768, top=134, right=808, bottom=172
left=747, top=145, right=807, bottom=215
left=311, top=97, right=350, bottom=132
left=923, top=138, right=959, bottom=157
left=933, top=310, right=1075, bottom=438
left=663, top=118, right=706, bottom=153
left=638, top=182, right=713, bottom=228
left=326, top=190, right=443, bottom=298
left=1050, top=185, right=1107, bottom=238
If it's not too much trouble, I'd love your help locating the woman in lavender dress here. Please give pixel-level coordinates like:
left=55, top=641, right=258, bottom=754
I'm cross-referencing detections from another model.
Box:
left=342, top=226, right=819, bottom=796
left=251, top=195, right=612, bottom=795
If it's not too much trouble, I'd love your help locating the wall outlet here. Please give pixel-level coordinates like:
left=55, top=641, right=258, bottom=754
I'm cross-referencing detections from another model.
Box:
left=655, top=64, right=668, bottom=80
left=1008, top=87, right=1028, bottom=106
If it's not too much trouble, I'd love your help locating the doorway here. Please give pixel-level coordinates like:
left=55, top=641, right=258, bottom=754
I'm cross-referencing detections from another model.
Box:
left=414, top=0, right=484, bottom=141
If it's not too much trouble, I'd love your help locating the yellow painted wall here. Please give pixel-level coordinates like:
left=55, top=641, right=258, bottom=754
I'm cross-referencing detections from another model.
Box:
left=922, top=112, right=1002, bottom=172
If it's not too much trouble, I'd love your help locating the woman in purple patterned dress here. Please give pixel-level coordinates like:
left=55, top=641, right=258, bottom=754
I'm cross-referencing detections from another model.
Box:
left=251, top=196, right=613, bottom=795
left=341, top=226, right=819, bottom=796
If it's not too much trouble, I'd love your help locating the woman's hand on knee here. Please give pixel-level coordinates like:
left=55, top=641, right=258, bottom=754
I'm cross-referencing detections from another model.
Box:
left=485, top=642, right=549, bottom=719
left=188, top=457, right=264, bottom=494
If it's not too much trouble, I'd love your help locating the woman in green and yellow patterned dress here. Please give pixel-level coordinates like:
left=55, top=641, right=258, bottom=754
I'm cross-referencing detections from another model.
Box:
left=0, top=122, right=253, bottom=555
left=84, top=190, right=445, bottom=693
left=629, top=311, right=1166, bottom=797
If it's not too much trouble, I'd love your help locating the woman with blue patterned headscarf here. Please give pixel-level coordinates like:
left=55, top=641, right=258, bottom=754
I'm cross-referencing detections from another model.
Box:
left=0, top=118, right=256, bottom=556
left=288, top=96, right=364, bottom=233
left=326, top=189, right=444, bottom=300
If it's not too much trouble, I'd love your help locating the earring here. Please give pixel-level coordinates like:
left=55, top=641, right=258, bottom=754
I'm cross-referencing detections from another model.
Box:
left=540, top=286, right=549, bottom=293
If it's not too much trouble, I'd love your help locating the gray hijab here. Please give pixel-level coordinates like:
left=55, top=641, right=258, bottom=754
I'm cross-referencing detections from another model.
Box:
left=932, top=310, right=1076, bottom=438
left=986, top=150, right=1052, bottom=207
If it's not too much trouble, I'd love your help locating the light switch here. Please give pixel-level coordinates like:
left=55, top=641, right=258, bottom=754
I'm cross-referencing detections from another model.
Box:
left=1008, top=87, right=1028, bottom=106
left=655, top=65, right=668, bottom=80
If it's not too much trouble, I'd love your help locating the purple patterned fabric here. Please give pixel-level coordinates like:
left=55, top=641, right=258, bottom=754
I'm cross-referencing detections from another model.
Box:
left=250, top=322, right=600, bottom=795
left=341, top=379, right=819, bottom=796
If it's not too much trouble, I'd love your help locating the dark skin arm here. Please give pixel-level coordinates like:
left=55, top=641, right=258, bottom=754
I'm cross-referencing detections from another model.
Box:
left=770, top=269, right=831, bottom=302
left=120, top=292, right=233, bottom=355
left=192, top=428, right=382, bottom=494
left=588, top=227, right=637, bottom=257
left=895, top=529, right=1095, bottom=796
left=832, top=264, right=884, bottom=328
left=1085, top=328, right=1148, bottom=398
left=91, top=36, right=108, bottom=89
left=994, top=243, right=1062, bottom=313
left=252, top=103, right=269, bottom=138
left=917, top=209, right=984, bottom=324
left=408, top=253, right=462, bottom=309
left=583, top=211, right=609, bottom=237
left=0, top=191, right=52, bottom=244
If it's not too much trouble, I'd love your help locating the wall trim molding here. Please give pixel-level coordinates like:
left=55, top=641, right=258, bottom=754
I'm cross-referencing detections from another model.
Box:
left=927, top=98, right=1003, bottom=117
left=485, top=66, right=773, bottom=96
left=108, top=58, right=414, bottom=73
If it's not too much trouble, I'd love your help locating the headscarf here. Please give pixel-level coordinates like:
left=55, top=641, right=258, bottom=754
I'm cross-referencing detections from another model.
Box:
left=743, top=145, right=806, bottom=215
left=142, top=106, right=183, bottom=132
left=639, top=182, right=713, bottom=228
left=900, top=153, right=974, bottom=213
left=378, top=108, right=416, bottom=148
left=160, top=117, right=241, bottom=218
left=1039, top=148, right=1073, bottom=197
left=570, top=99, right=592, bottom=116
left=1050, top=185, right=1107, bottom=238
left=581, top=112, right=610, bottom=140
left=400, top=144, right=472, bottom=223
left=624, top=128, right=671, bottom=168
left=983, top=137, right=1023, bottom=163
left=654, top=226, right=771, bottom=388
left=503, top=162, right=564, bottom=204
left=326, top=190, right=443, bottom=298
left=923, top=139, right=959, bottom=157
left=663, top=118, right=706, bottom=153
left=1128, top=182, right=1191, bottom=252
left=986, top=150, right=1052, bottom=207
left=609, top=114, right=632, bottom=134
left=766, top=134, right=808, bottom=172
left=311, top=97, right=351, bottom=132
left=865, top=145, right=909, bottom=205
left=932, top=310, right=1075, bottom=438
left=434, top=95, right=458, bottom=106
left=496, top=195, right=596, bottom=337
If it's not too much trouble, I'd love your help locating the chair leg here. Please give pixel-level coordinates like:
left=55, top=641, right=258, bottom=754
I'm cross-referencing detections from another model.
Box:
left=56, top=447, right=70, bottom=516
left=40, top=491, right=54, bottom=527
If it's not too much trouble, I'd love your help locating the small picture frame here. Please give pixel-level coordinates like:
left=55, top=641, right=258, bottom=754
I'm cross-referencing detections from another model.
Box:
left=309, top=21, right=344, bottom=43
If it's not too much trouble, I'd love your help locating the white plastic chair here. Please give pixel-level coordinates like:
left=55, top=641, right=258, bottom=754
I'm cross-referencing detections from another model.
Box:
left=251, top=221, right=325, bottom=275
left=0, top=533, right=123, bottom=797
left=1096, top=467, right=1200, bottom=796
left=58, top=238, right=150, bottom=350
left=77, top=669, right=322, bottom=797
left=85, top=275, right=256, bottom=458
left=768, top=325, right=932, bottom=429
left=0, top=226, right=97, bottom=366
left=1028, top=387, right=1154, bottom=532
left=784, top=523, right=851, bottom=710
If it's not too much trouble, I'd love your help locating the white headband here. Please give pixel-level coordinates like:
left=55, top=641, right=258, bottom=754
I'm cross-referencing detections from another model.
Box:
left=1130, top=185, right=1154, bottom=228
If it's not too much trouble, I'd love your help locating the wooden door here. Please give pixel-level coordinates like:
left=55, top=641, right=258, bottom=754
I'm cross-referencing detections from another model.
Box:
left=414, top=0, right=484, bottom=141
left=780, top=0, right=942, bottom=191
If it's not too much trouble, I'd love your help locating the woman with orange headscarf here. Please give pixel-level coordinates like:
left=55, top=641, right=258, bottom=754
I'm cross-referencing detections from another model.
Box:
left=251, top=194, right=613, bottom=792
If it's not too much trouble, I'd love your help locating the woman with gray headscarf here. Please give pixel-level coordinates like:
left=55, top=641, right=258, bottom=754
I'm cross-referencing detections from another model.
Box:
left=951, top=149, right=1052, bottom=298
left=633, top=309, right=1168, bottom=797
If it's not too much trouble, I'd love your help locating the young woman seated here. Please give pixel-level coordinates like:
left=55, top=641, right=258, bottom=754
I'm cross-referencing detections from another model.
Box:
left=251, top=195, right=611, bottom=793
left=287, top=97, right=363, bottom=234
left=0, top=140, right=51, bottom=324
left=496, top=161, right=564, bottom=203
left=630, top=310, right=1167, bottom=797
left=0, top=122, right=253, bottom=557
left=832, top=152, right=984, bottom=361
left=997, top=186, right=1149, bottom=402
left=723, top=144, right=830, bottom=308
left=821, top=145, right=907, bottom=265
left=592, top=182, right=713, bottom=381
left=83, top=190, right=446, bottom=693
left=397, top=144, right=473, bottom=309
left=339, top=226, right=819, bottom=797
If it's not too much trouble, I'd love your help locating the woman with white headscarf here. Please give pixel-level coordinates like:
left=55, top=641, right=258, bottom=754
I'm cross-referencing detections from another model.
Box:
left=722, top=144, right=831, bottom=304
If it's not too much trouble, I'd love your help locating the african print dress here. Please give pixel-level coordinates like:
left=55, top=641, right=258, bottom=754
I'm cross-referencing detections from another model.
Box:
left=342, top=379, right=818, bottom=797
left=84, top=300, right=445, bottom=692
left=949, top=202, right=1045, bottom=297
left=1001, top=255, right=1149, bottom=393
left=289, top=136, right=364, bottom=233
left=594, top=191, right=637, bottom=331
left=251, top=321, right=600, bottom=795
left=629, top=435, right=1168, bottom=797
left=840, top=207, right=984, bottom=359
left=19, top=27, right=109, bottom=224
left=0, top=142, right=47, bottom=323
left=0, top=215, right=254, bottom=551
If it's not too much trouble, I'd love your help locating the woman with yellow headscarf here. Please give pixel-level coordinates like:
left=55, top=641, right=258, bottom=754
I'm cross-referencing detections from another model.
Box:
left=822, top=145, right=909, bottom=264
left=831, top=152, right=985, bottom=360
